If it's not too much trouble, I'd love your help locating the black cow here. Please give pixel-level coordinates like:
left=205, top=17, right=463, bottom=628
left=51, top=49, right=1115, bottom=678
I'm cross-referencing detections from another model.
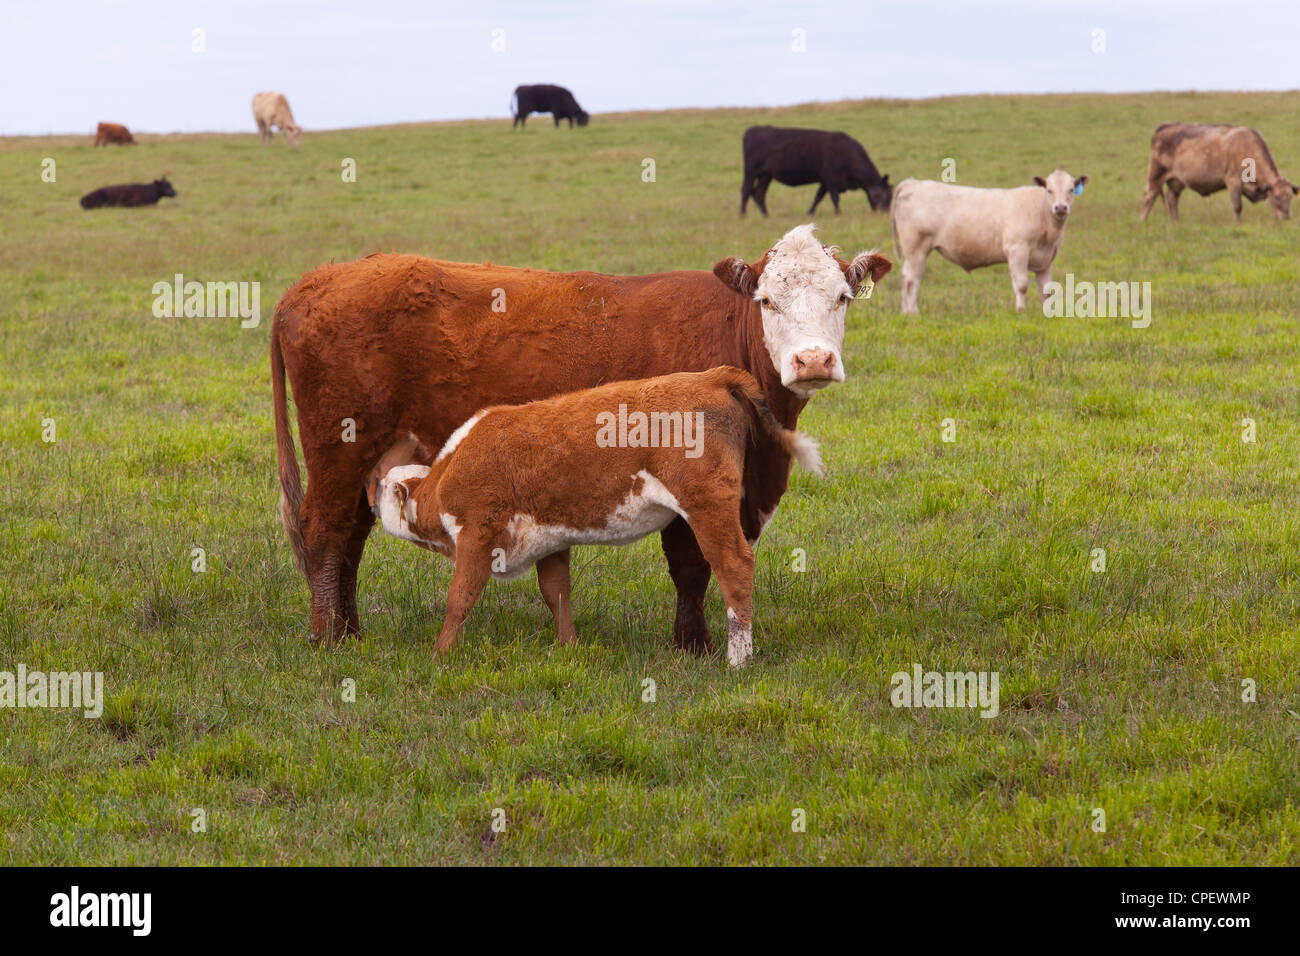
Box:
left=741, top=126, right=891, bottom=216
left=511, top=84, right=589, bottom=128
left=80, top=178, right=177, bottom=209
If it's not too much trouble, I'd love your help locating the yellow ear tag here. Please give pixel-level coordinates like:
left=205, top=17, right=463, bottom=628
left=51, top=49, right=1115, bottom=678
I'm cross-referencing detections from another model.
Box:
left=858, top=279, right=874, bottom=300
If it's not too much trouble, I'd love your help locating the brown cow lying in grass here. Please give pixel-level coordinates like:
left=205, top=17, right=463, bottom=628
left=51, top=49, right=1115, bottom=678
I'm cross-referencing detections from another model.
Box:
left=369, top=367, right=822, bottom=667
left=94, top=122, right=134, bottom=146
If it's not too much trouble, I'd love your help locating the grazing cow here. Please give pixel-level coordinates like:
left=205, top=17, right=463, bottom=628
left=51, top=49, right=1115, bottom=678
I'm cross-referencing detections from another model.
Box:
left=511, top=84, right=589, bottom=128
left=741, top=126, right=892, bottom=216
left=93, top=122, right=134, bottom=146
left=252, top=92, right=303, bottom=146
left=371, top=367, right=822, bottom=667
left=79, top=178, right=176, bottom=209
left=270, top=224, right=892, bottom=647
left=1140, top=123, right=1296, bottom=222
left=891, top=170, right=1088, bottom=313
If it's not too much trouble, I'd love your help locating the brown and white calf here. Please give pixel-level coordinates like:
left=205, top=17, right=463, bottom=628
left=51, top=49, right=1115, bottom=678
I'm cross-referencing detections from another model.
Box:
left=369, top=367, right=822, bottom=668
left=890, top=170, right=1088, bottom=313
left=1140, top=123, right=1296, bottom=223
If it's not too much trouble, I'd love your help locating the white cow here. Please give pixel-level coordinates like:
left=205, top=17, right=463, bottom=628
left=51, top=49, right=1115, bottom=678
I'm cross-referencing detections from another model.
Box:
left=891, top=170, right=1088, bottom=313
left=252, top=92, right=302, bottom=147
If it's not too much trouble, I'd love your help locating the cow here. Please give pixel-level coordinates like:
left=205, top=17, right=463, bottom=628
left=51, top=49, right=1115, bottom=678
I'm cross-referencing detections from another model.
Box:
left=79, top=178, right=176, bottom=209
left=511, top=84, right=589, bottom=128
left=270, top=224, right=892, bottom=648
left=370, top=367, right=823, bottom=667
left=252, top=92, right=303, bottom=146
left=740, top=126, right=892, bottom=217
left=93, top=122, right=134, bottom=146
left=890, top=170, right=1088, bottom=313
left=1140, top=123, right=1296, bottom=223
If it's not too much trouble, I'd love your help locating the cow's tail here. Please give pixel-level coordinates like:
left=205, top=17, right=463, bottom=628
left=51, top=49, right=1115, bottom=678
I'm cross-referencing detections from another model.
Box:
left=270, top=306, right=308, bottom=579
left=509, top=89, right=517, bottom=120
left=717, top=367, right=823, bottom=476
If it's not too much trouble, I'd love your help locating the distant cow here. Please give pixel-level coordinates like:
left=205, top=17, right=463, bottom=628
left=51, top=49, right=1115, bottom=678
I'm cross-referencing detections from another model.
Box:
left=741, top=126, right=892, bottom=216
left=511, top=84, right=589, bottom=128
left=94, top=122, right=134, bottom=146
left=252, top=92, right=302, bottom=146
left=1140, top=123, right=1296, bottom=222
left=371, top=367, right=822, bottom=667
left=891, top=170, right=1088, bottom=313
left=80, top=178, right=177, bottom=209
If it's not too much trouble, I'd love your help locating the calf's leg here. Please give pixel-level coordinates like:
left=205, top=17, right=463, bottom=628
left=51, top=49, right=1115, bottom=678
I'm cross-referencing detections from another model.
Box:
left=435, top=536, right=494, bottom=656
left=661, top=518, right=715, bottom=654
left=685, top=513, right=755, bottom=668
left=900, top=244, right=929, bottom=314
left=536, top=550, right=577, bottom=645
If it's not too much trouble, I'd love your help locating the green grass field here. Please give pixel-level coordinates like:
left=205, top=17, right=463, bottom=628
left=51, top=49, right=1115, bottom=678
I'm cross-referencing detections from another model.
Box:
left=2, top=90, right=1298, bottom=864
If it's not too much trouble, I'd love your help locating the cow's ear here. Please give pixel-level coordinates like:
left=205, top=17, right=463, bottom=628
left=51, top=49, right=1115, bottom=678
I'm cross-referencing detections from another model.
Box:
left=881, top=174, right=890, bottom=186
left=1074, top=175, right=1090, bottom=189
left=843, top=251, right=892, bottom=292
left=713, top=257, right=759, bottom=298
left=1292, top=184, right=1299, bottom=195
left=1033, top=176, right=1048, bottom=188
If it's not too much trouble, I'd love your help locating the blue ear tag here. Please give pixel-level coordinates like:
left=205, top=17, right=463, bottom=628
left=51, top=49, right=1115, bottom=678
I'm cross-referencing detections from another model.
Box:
left=1074, top=181, right=1084, bottom=195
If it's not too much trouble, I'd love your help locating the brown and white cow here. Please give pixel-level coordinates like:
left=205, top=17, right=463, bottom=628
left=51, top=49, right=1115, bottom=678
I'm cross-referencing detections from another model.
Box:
left=1140, top=123, right=1296, bottom=223
left=270, top=225, right=892, bottom=648
left=890, top=170, right=1088, bottom=313
left=94, top=122, right=134, bottom=146
left=252, top=92, right=302, bottom=146
left=370, top=367, right=822, bottom=667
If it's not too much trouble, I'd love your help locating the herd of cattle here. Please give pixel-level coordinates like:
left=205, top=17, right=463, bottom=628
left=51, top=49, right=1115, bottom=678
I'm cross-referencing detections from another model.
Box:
left=73, top=88, right=1296, bottom=663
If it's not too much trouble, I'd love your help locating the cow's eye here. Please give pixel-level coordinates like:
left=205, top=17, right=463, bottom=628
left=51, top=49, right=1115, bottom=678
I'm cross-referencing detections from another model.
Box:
left=758, top=296, right=774, bottom=309
left=840, top=292, right=854, bottom=305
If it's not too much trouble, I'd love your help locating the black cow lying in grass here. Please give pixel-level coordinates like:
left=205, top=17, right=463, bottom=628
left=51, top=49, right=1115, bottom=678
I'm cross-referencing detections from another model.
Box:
left=80, top=178, right=177, bottom=209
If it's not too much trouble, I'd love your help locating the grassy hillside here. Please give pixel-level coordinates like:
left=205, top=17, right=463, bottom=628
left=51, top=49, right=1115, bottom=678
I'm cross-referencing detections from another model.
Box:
left=1, top=91, right=1298, bottom=864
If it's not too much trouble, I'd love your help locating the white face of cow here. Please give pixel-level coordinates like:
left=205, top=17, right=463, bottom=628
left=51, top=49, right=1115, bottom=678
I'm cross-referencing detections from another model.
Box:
left=375, top=464, right=432, bottom=545
left=713, top=224, right=891, bottom=399
left=1034, top=170, right=1089, bottom=220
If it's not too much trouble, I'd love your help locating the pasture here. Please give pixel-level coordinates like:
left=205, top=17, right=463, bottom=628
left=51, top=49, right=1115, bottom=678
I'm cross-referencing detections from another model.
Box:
left=1, top=90, right=1298, bottom=864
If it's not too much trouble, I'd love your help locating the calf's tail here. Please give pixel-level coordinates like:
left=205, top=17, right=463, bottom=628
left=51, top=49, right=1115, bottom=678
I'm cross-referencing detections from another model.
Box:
left=890, top=195, right=901, bottom=261
left=270, top=304, right=309, bottom=579
left=716, top=367, right=823, bottom=476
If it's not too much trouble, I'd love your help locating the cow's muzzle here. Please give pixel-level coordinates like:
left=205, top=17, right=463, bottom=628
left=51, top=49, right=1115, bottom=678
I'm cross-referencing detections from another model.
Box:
left=792, top=349, right=838, bottom=388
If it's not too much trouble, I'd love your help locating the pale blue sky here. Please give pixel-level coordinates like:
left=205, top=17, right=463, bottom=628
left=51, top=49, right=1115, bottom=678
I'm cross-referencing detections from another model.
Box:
left=2, top=0, right=1296, bottom=135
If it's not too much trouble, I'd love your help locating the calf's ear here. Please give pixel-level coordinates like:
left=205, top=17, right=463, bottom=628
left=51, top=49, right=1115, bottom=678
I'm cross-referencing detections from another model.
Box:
left=1292, top=184, right=1299, bottom=195
left=713, top=257, right=759, bottom=298
left=843, top=251, right=892, bottom=291
left=1033, top=176, right=1048, bottom=188
left=1074, top=175, right=1090, bottom=188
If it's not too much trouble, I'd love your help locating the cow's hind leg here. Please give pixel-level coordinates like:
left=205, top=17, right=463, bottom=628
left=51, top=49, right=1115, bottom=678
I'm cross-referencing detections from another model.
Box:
left=661, top=518, right=715, bottom=654
left=1140, top=171, right=1166, bottom=220
left=1166, top=179, right=1184, bottom=221
left=808, top=184, right=827, bottom=214
left=753, top=173, right=773, bottom=217
left=337, top=491, right=375, bottom=637
left=301, top=487, right=363, bottom=645
left=1007, top=246, right=1031, bottom=312
left=536, top=549, right=577, bottom=645
left=900, top=243, right=930, bottom=314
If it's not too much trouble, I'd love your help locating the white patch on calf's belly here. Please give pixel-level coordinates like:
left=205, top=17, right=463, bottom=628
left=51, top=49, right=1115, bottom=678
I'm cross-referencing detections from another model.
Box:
left=491, top=470, right=684, bottom=580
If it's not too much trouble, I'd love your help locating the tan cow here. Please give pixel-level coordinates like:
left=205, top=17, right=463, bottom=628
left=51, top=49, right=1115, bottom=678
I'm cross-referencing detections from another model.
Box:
left=370, top=367, right=822, bottom=667
left=890, top=170, right=1088, bottom=313
left=252, top=92, right=302, bottom=146
left=1140, top=123, right=1296, bottom=222
left=94, top=122, right=134, bottom=146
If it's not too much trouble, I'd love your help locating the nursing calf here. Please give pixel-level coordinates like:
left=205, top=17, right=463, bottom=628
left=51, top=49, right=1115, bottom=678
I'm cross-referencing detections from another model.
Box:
left=371, top=367, right=821, bottom=667
left=891, top=170, right=1088, bottom=313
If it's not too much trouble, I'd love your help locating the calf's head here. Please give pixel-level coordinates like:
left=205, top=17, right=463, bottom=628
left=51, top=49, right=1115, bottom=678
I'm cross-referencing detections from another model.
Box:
left=1259, top=179, right=1297, bottom=220
left=374, top=464, right=443, bottom=550
left=155, top=178, right=176, bottom=198
left=714, top=224, right=891, bottom=398
left=286, top=124, right=303, bottom=147
left=1033, top=170, right=1088, bottom=220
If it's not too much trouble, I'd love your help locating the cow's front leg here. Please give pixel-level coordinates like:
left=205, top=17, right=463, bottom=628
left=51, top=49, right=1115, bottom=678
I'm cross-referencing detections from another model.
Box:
left=808, top=184, right=827, bottom=214
left=536, top=550, right=577, bottom=645
left=1228, top=182, right=1244, bottom=222
left=661, top=518, right=715, bottom=655
left=1007, top=248, right=1031, bottom=312
left=1034, top=265, right=1052, bottom=307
